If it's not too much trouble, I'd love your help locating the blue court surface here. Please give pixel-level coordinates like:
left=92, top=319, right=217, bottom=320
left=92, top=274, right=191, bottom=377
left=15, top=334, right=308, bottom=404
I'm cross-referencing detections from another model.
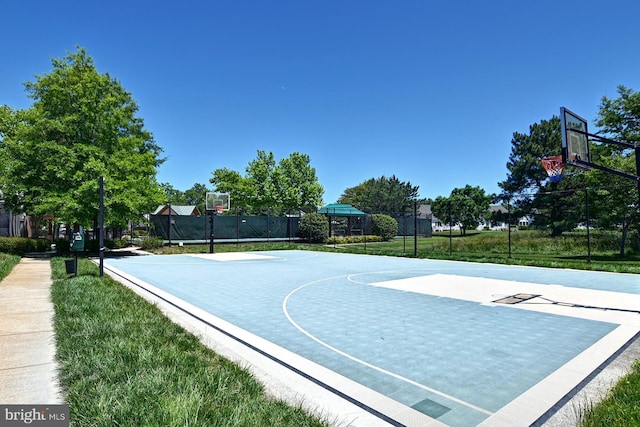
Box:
left=103, top=250, right=640, bottom=427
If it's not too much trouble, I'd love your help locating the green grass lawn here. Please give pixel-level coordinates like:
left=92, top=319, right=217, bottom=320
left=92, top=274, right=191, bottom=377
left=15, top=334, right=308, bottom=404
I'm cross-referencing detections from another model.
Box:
left=150, top=230, right=640, bottom=274
left=580, top=360, right=640, bottom=427
left=50, top=257, right=331, bottom=427
left=0, top=253, right=20, bottom=282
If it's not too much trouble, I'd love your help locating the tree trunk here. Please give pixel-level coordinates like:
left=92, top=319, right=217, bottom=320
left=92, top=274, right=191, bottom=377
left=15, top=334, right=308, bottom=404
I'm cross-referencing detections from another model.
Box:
left=551, top=225, right=563, bottom=237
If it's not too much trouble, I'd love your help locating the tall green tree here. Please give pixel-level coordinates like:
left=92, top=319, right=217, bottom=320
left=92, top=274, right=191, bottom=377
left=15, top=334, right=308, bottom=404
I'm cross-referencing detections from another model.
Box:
left=430, top=185, right=492, bottom=235
left=592, top=85, right=640, bottom=253
left=338, top=175, right=419, bottom=215
left=184, top=183, right=211, bottom=213
left=1, top=47, right=165, bottom=229
left=210, top=150, right=324, bottom=214
left=498, top=116, right=585, bottom=236
left=277, top=152, right=324, bottom=213
left=209, top=167, right=253, bottom=212
left=245, top=150, right=279, bottom=212
left=158, top=182, right=211, bottom=214
left=160, top=183, right=188, bottom=206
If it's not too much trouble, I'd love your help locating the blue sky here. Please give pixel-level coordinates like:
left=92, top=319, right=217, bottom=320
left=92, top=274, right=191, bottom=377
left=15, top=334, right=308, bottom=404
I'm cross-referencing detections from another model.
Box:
left=2, top=1, right=639, bottom=204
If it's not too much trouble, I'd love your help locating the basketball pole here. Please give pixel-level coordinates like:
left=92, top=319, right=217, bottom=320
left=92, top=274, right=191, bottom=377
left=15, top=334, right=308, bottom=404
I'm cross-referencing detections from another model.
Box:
left=209, top=212, right=215, bottom=254
left=99, top=176, right=104, bottom=277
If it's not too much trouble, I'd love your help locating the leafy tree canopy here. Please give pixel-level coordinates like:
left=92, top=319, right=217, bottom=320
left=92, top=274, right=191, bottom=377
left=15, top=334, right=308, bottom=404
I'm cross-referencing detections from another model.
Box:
left=210, top=150, right=324, bottom=214
left=591, top=85, right=640, bottom=254
left=160, top=182, right=211, bottom=214
left=430, top=185, right=492, bottom=235
left=0, top=47, right=165, bottom=228
left=160, top=183, right=188, bottom=206
left=338, top=175, right=419, bottom=215
left=597, top=85, right=640, bottom=145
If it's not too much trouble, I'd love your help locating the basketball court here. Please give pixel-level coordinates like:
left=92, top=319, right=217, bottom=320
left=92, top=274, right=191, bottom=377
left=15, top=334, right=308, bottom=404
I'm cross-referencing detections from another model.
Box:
left=101, top=250, right=640, bottom=427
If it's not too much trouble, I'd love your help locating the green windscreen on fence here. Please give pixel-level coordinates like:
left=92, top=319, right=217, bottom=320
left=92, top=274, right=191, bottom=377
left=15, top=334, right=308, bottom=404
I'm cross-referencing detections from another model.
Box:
left=150, top=213, right=431, bottom=241
left=150, top=214, right=301, bottom=241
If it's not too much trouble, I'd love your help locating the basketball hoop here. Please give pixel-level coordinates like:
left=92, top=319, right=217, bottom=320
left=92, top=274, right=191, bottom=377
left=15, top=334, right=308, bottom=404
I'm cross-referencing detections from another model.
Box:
left=541, top=156, right=564, bottom=183
left=205, top=192, right=230, bottom=213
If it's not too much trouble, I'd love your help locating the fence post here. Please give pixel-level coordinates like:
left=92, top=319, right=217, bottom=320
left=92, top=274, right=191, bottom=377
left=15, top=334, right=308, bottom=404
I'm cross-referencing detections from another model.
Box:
left=414, top=200, right=418, bottom=257
left=508, top=197, right=512, bottom=259
left=586, top=188, right=591, bottom=263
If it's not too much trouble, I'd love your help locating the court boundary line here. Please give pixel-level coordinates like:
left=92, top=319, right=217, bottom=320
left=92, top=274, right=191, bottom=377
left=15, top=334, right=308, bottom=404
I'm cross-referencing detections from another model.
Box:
left=531, top=328, right=640, bottom=426
left=282, top=275, right=494, bottom=417
left=102, top=263, right=409, bottom=427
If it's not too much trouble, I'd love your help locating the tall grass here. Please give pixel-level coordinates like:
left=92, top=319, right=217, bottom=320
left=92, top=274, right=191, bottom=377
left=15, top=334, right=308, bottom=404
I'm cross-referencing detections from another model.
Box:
left=580, top=361, right=640, bottom=427
left=146, top=232, right=640, bottom=273
left=51, top=258, right=330, bottom=427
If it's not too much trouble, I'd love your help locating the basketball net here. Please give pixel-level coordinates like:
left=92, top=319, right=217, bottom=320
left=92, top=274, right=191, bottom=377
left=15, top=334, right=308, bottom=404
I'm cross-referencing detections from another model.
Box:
left=216, top=205, right=223, bottom=214
left=541, top=156, right=564, bottom=183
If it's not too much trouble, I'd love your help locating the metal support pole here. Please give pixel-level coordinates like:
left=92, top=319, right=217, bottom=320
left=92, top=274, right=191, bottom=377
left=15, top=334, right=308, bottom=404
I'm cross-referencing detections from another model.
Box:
left=403, top=213, right=406, bottom=253
left=168, top=203, right=172, bottom=247
left=99, top=176, right=104, bottom=277
left=585, top=188, right=591, bottom=263
left=449, top=200, right=452, bottom=256
left=364, top=214, right=367, bottom=251
left=209, top=212, right=215, bottom=254
left=413, top=200, right=418, bottom=257
left=508, top=197, right=512, bottom=259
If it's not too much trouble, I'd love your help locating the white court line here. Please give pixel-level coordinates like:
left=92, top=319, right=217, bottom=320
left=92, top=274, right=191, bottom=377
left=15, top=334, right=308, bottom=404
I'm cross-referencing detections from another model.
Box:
left=282, top=275, right=494, bottom=417
left=189, top=253, right=277, bottom=261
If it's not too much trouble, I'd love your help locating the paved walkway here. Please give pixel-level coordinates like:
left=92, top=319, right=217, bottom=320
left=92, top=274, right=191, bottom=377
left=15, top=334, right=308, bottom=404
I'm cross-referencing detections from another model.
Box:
left=0, top=257, right=63, bottom=404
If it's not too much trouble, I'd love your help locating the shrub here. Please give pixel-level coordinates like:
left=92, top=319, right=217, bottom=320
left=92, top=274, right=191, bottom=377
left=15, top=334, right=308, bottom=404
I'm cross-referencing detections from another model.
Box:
left=370, top=214, right=398, bottom=241
left=299, top=213, right=329, bottom=243
left=139, top=236, right=164, bottom=250
left=327, top=235, right=383, bottom=245
left=0, top=237, right=50, bottom=254
left=54, top=238, right=71, bottom=255
left=112, top=238, right=130, bottom=249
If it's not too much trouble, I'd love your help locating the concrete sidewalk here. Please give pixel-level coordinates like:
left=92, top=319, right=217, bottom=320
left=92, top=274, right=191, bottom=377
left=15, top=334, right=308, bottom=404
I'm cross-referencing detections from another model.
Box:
left=0, top=256, right=63, bottom=404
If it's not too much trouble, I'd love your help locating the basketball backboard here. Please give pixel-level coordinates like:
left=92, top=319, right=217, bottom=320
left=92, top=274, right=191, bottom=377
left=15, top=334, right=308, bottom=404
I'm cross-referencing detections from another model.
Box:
left=205, top=192, right=230, bottom=213
left=560, top=107, right=591, bottom=167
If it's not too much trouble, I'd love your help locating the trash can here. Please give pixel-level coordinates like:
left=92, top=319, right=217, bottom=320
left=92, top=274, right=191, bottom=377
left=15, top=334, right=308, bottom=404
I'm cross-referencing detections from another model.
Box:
left=65, top=259, right=76, bottom=274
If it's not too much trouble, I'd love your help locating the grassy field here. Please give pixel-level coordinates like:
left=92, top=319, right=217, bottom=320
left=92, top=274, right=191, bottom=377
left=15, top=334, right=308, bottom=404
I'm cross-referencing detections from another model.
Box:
left=579, top=361, right=640, bottom=427
left=50, top=257, right=331, bottom=427
left=152, top=229, right=640, bottom=274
